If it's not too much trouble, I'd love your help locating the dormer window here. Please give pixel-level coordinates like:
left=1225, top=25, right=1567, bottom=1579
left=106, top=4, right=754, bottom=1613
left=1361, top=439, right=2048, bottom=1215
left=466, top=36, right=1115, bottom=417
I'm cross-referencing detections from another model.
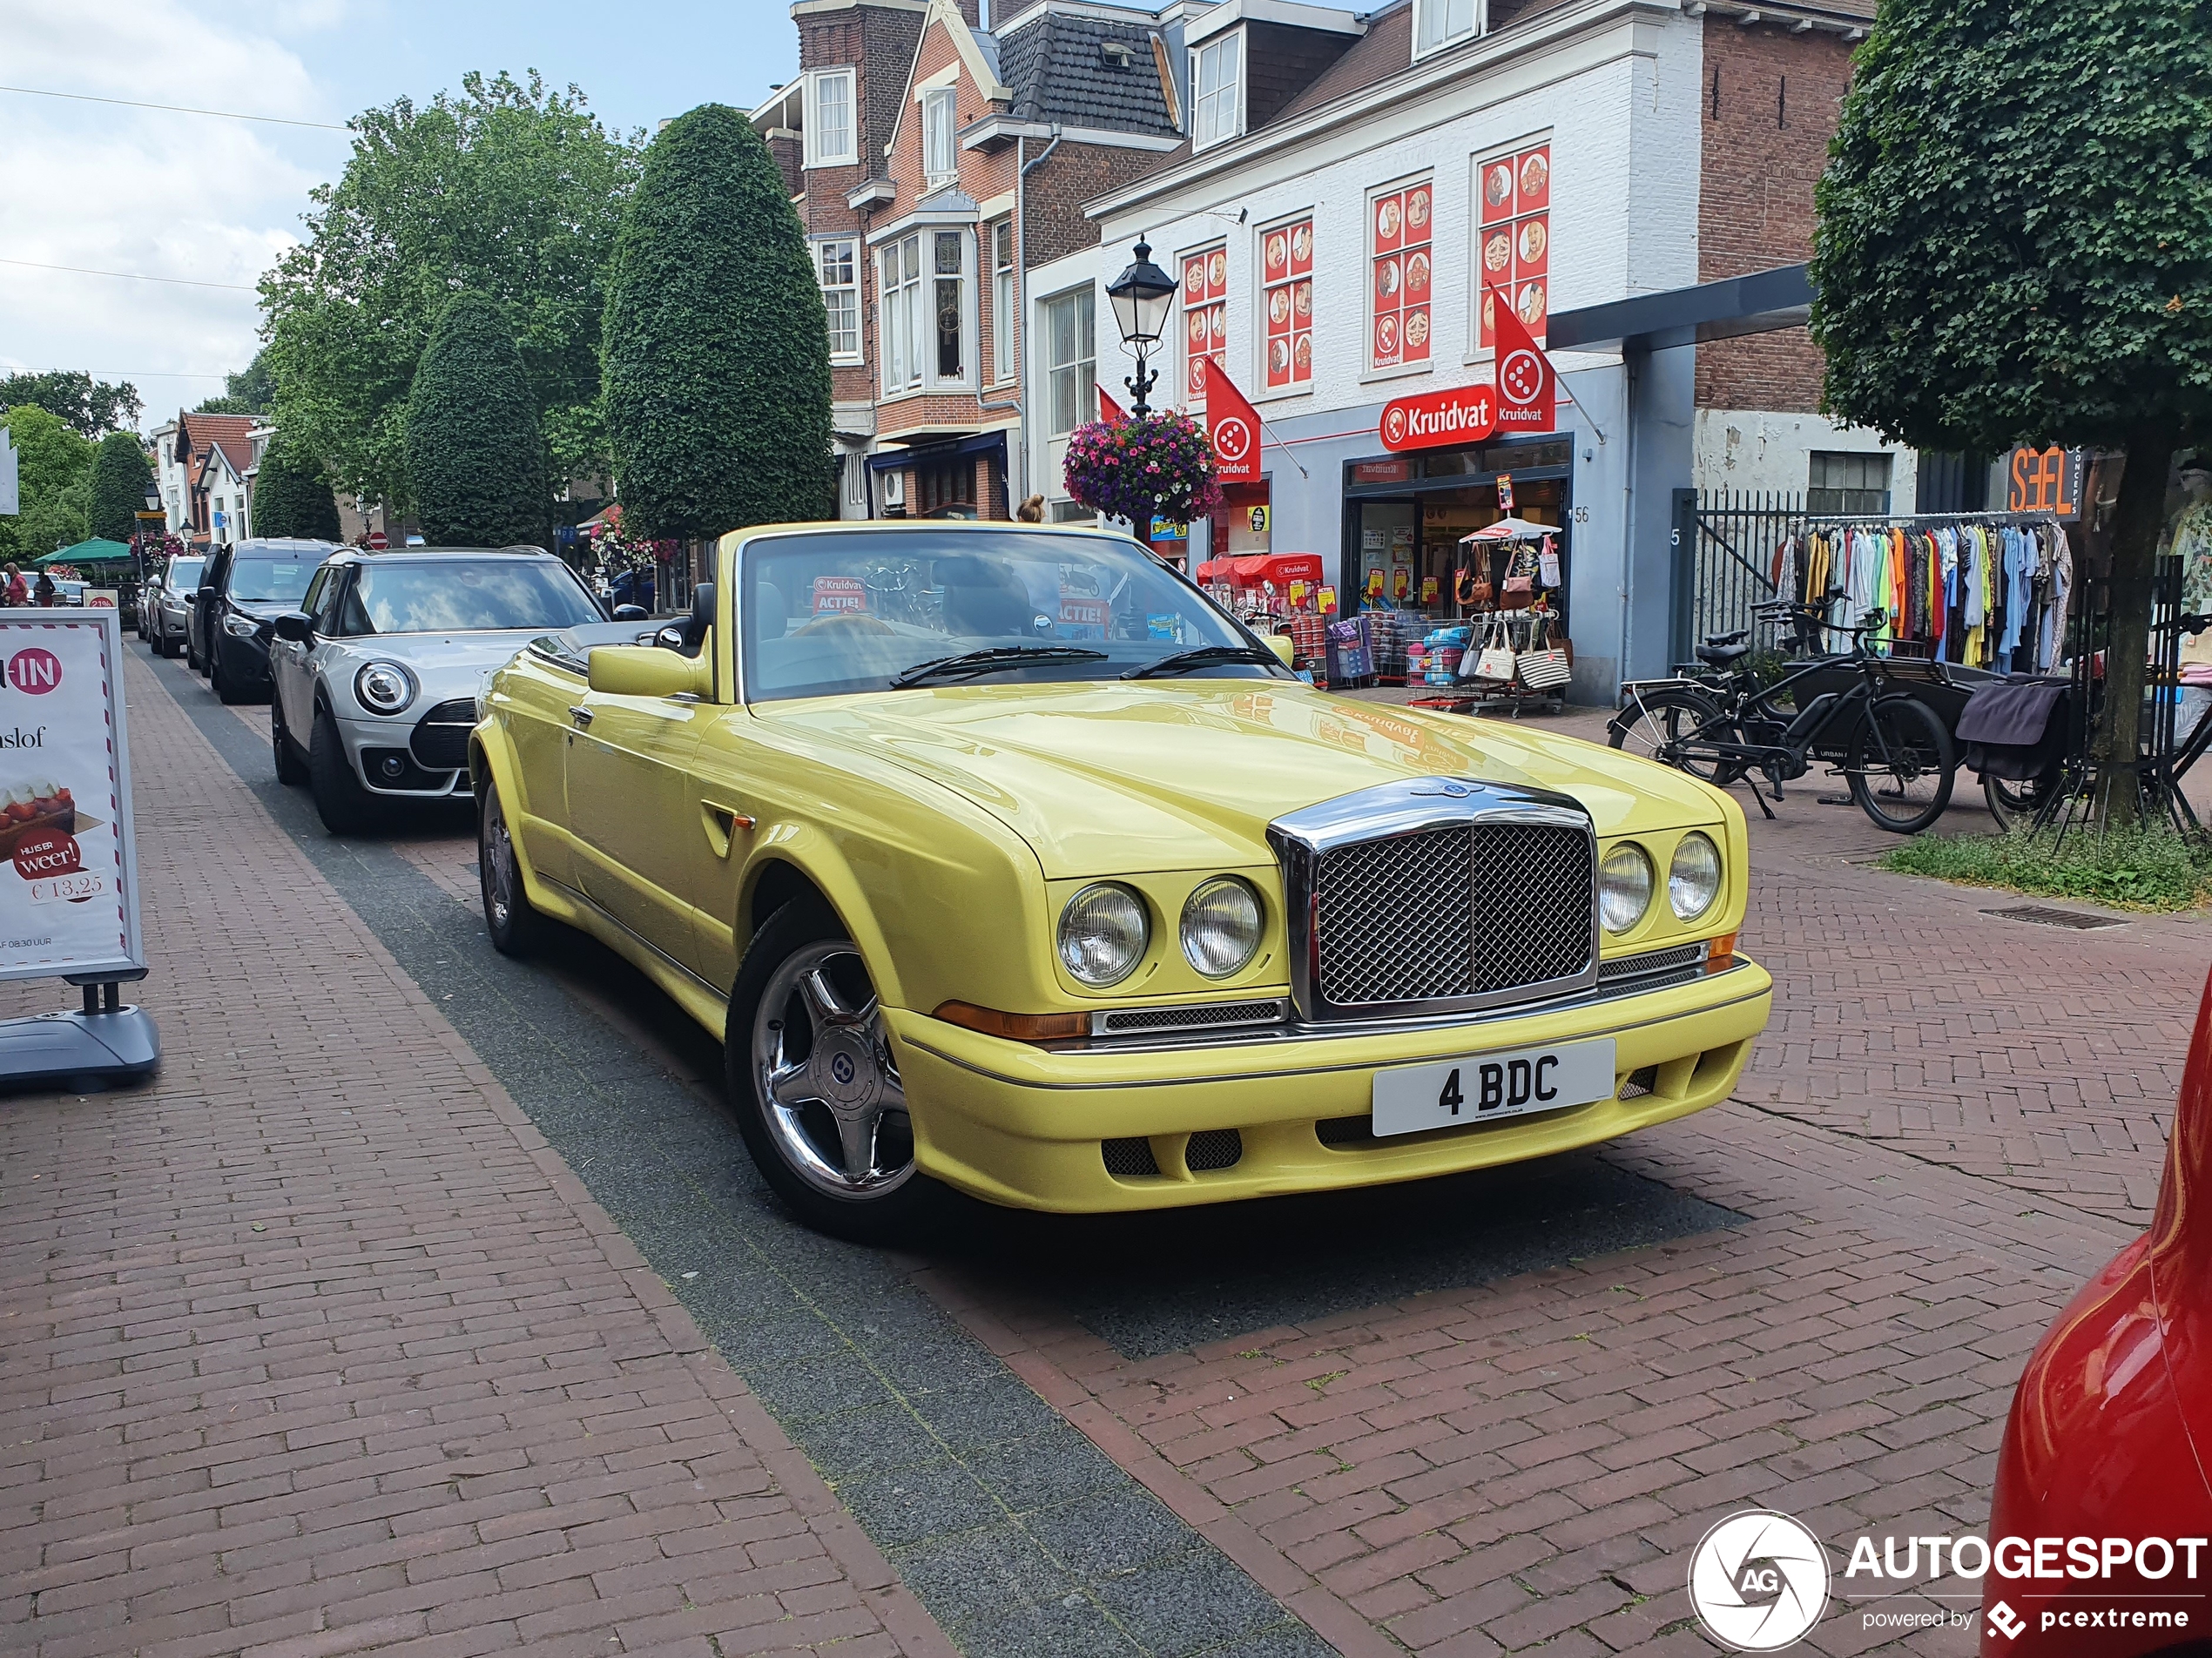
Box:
left=1413, top=0, right=1481, bottom=57
left=1190, top=32, right=1242, bottom=149
left=922, top=88, right=958, bottom=185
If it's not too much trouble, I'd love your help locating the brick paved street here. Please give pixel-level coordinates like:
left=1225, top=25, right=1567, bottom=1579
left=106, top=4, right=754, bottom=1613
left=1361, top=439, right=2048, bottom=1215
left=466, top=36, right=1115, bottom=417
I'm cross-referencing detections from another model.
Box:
left=4, top=650, right=2204, bottom=1658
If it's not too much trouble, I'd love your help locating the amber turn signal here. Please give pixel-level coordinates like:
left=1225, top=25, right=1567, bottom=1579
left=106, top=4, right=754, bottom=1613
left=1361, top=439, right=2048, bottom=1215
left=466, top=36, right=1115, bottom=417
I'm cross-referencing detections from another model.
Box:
left=933, top=1001, right=1089, bottom=1041
left=1705, top=931, right=1737, bottom=969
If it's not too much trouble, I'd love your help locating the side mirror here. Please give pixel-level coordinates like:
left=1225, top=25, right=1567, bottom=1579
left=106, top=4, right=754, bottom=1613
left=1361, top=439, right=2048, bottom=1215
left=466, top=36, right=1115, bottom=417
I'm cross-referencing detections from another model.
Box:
left=587, top=644, right=712, bottom=700
left=273, top=612, right=314, bottom=644
left=611, top=603, right=648, bottom=622
left=1264, top=633, right=1296, bottom=667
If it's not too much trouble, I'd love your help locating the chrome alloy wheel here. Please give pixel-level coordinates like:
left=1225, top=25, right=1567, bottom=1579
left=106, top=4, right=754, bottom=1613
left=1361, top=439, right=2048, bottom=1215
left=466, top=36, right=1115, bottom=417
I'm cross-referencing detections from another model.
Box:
left=752, top=941, right=915, bottom=1198
left=482, top=791, right=519, bottom=931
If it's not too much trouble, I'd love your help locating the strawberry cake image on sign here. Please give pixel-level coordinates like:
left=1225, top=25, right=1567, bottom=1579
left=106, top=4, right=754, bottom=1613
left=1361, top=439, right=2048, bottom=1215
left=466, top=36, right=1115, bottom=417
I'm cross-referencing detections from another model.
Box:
left=0, top=778, right=77, bottom=859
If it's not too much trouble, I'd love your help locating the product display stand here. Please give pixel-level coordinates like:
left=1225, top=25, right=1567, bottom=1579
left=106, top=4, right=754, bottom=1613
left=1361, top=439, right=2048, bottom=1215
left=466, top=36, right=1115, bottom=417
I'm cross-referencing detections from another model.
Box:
left=0, top=969, right=159, bottom=1090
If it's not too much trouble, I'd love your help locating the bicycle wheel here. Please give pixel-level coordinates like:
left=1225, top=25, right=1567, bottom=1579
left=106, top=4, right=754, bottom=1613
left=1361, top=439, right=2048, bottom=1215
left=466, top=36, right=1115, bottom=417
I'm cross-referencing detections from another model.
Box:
left=1983, top=769, right=2055, bottom=832
left=1845, top=695, right=1955, bottom=833
left=1608, top=688, right=1729, bottom=782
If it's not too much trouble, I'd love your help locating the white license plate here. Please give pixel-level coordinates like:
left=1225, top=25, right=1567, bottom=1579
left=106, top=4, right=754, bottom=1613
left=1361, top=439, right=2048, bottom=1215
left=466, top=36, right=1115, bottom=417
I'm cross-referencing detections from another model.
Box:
left=1371, top=1037, right=1618, bottom=1138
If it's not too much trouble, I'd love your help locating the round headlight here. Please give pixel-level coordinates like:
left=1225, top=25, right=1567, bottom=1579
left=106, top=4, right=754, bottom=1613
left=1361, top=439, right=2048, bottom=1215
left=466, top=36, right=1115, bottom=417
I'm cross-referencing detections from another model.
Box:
left=1181, top=877, right=1262, bottom=978
left=1599, top=843, right=1654, bottom=933
left=1669, top=832, right=1723, bottom=920
left=1057, top=883, right=1149, bottom=987
left=355, top=661, right=415, bottom=716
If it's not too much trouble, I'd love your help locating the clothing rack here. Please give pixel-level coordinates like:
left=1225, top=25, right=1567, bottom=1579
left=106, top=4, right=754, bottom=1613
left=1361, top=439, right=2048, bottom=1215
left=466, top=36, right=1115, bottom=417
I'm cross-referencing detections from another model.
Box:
left=1792, top=509, right=2062, bottom=527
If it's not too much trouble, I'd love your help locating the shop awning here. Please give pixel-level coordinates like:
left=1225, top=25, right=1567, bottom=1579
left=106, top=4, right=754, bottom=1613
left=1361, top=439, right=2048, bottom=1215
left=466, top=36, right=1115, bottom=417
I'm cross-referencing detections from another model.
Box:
left=866, top=430, right=1008, bottom=474
left=34, top=539, right=134, bottom=568
left=1458, top=518, right=1555, bottom=543
left=1548, top=263, right=1813, bottom=353
left=1196, top=553, right=1323, bottom=585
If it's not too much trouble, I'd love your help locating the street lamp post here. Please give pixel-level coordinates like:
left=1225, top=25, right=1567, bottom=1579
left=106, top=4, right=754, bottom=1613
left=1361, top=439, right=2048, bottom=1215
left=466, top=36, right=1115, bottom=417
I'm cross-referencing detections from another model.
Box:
left=1105, top=238, right=1177, bottom=419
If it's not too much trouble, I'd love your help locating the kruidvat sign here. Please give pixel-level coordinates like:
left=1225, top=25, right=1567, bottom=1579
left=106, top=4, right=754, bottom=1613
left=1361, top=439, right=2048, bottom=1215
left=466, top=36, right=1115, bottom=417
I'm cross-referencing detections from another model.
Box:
left=1378, top=384, right=1496, bottom=454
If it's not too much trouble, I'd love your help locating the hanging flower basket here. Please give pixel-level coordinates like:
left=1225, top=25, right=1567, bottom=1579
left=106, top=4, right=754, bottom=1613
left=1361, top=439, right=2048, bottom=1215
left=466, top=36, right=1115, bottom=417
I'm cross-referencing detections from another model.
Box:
left=1062, top=411, right=1226, bottom=529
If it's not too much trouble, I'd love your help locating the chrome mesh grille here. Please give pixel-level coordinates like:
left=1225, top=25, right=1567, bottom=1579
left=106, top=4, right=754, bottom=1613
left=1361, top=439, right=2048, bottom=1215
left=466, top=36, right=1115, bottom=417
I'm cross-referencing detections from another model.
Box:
left=1097, top=1000, right=1285, bottom=1035
left=1599, top=942, right=1706, bottom=982
left=1313, top=824, right=1593, bottom=1008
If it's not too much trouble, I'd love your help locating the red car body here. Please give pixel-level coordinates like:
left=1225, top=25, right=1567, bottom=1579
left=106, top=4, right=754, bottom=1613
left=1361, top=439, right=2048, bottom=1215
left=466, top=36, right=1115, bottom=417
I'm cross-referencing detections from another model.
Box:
left=1982, top=974, right=2212, bottom=1655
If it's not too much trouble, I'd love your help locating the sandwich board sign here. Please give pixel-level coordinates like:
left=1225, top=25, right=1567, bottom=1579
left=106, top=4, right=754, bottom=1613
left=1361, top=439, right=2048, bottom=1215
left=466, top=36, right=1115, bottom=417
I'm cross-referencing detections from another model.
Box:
left=0, top=607, right=158, bottom=1085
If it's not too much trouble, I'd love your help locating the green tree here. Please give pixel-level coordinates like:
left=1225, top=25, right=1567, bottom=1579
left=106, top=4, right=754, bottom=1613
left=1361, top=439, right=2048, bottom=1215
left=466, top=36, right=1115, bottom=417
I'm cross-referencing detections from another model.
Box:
left=194, top=351, right=278, bottom=415
left=405, top=292, right=547, bottom=546
left=602, top=104, right=832, bottom=539
left=0, top=372, right=141, bottom=438
left=261, top=71, right=642, bottom=515
left=1811, top=0, right=2212, bottom=820
left=252, top=435, right=343, bottom=541
left=0, top=407, right=95, bottom=561
left=86, top=432, right=152, bottom=543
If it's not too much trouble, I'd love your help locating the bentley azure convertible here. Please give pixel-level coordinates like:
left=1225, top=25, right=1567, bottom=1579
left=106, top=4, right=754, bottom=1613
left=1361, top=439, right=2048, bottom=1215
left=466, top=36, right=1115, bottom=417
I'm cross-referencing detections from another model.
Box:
left=469, top=522, right=1772, bottom=1238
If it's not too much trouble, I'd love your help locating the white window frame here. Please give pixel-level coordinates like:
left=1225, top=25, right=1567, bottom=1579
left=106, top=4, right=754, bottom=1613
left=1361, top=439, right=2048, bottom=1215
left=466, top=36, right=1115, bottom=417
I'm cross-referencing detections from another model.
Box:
left=880, top=226, right=974, bottom=396
left=818, top=237, right=861, bottom=362
left=879, top=237, right=925, bottom=395
left=1413, top=0, right=1483, bottom=58
left=991, top=221, right=1017, bottom=385
left=1042, top=284, right=1096, bottom=438
left=804, top=69, right=858, bottom=168
left=1190, top=32, right=1243, bottom=150
left=921, top=88, right=958, bottom=185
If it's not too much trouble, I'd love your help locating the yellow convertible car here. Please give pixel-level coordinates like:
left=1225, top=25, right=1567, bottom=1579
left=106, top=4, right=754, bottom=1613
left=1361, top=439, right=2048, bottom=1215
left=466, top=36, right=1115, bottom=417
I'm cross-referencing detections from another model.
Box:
left=470, top=522, right=1770, bottom=1237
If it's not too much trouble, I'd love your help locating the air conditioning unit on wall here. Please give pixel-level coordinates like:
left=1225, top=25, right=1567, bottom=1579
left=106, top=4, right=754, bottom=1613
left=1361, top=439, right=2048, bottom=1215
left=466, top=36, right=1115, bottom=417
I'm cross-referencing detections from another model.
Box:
left=880, top=469, right=905, bottom=509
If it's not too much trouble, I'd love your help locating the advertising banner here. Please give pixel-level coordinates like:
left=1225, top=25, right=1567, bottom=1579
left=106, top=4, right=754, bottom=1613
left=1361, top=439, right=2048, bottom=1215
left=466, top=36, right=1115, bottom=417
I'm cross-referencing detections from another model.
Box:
left=1489, top=280, right=1556, bottom=433
left=1379, top=383, right=1497, bottom=454
left=1201, top=359, right=1262, bottom=482
left=0, top=611, right=144, bottom=983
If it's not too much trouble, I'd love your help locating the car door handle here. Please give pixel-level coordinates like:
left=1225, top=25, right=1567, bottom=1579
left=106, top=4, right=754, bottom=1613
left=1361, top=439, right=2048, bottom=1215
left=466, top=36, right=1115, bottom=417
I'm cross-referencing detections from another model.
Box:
left=568, top=705, right=593, bottom=728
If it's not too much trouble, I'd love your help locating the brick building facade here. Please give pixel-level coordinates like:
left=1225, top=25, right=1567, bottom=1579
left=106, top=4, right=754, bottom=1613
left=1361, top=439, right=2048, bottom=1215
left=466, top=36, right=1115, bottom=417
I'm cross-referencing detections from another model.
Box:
left=755, top=0, right=1183, bottom=520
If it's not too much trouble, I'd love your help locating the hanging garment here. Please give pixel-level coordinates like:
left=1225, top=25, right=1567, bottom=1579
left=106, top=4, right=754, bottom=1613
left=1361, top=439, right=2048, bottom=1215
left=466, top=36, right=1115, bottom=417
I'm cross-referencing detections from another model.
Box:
left=2040, top=527, right=2074, bottom=671
left=2000, top=526, right=2035, bottom=666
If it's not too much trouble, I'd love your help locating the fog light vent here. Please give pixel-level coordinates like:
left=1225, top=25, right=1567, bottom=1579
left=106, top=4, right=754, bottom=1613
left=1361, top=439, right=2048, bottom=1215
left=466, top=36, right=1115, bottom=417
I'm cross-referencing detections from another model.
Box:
left=1619, top=1066, right=1658, bottom=1099
left=1184, top=1129, right=1243, bottom=1171
left=1102, top=1137, right=1160, bottom=1179
left=1316, top=1115, right=1375, bottom=1148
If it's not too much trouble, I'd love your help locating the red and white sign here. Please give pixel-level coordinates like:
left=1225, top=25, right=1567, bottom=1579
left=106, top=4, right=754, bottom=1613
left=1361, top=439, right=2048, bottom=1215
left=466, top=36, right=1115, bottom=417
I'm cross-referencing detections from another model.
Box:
left=366, top=529, right=388, bottom=550
left=1098, top=384, right=1129, bottom=422
left=811, top=576, right=867, bottom=615
left=1201, top=359, right=1262, bottom=483
left=1378, top=383, right=1496, bottom=454
left=1488, top=280, right=1556, bottom=433
left=7, top=648, right=62, bottom=696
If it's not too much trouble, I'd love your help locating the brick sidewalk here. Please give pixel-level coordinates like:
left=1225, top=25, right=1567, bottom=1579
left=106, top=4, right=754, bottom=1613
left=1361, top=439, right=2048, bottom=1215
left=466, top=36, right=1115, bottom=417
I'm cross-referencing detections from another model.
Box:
left=0, top=651, right=951, bottom=1658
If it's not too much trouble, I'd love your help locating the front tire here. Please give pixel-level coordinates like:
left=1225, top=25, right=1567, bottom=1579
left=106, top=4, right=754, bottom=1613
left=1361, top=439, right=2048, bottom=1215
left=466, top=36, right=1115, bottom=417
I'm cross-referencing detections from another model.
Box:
left=477, top=777, right=550, bottom=956
left=725, top=900, right=938, bottom=1243
left=1847, top=695, right=1956, bottom=833
left=308, top=704, right=379, bottom=836
left=272, top=695, right=307, bottom=785
left=212, top=644, right=244, bottom=704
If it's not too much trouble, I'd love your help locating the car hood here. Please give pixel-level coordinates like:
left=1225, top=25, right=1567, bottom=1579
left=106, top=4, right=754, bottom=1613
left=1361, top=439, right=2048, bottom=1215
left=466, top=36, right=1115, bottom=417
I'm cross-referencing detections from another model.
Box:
left=328, top=630, right=546, bottom=699
left=759, top=680, right=1729, bottom=876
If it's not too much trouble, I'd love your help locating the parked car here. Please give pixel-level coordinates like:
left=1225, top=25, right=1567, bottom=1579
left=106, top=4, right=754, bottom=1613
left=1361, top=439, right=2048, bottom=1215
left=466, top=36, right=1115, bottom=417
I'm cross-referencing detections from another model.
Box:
left=143, top=556, right=205, bottom=657
left=189, top=538, right=334, bottom=703
left=470, top=522, right=1773, bottom=1239
left=268, top=545, right=616, bottom=834
left=1980, top=970, right=2212, bottom=1656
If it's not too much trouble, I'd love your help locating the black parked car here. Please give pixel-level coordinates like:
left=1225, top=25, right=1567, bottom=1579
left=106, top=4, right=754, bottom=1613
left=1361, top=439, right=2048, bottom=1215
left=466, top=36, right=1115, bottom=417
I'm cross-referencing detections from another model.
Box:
left=188, top=538, right=338, bottom=704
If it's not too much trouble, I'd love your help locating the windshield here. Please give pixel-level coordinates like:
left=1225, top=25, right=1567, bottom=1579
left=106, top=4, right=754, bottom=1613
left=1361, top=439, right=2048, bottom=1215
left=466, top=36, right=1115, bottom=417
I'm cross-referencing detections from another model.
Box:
left=166, top=559, right=204, bottom=590
left=743, top=529, right=1264, bottom=702
left=228, top=558, right=315, bottom=606
left=340, top=559, right=603, bottom=635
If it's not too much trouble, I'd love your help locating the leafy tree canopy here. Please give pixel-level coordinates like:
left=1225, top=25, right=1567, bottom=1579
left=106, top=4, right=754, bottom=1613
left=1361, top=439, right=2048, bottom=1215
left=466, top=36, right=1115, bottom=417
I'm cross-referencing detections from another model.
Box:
left=87, top=432, right=153, bottom=543
left=251, top=435, right=343, bottom=542
left=602, top=104, right=833, bottom=540
left=0, top=372, right=142, bottom=439
left=194, top=352, right=277, bottom=416
left=0, top=407, right=95, bottom=563
left=261, top=71, right=642, bottom=514
left=1811, top=0, right=2212, bottom=454
left=405, top=291, right=548, bottom=546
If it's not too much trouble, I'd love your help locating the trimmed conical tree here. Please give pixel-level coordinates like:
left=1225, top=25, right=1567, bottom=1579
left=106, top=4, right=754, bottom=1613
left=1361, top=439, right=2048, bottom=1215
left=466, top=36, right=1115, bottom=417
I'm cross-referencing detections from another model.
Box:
left=87, top=432, right=152, bottom=543
left=1812, top=0, right=2212, bottom=821
left=253, top=436, right=343, bottom=541
left=404, top=292, right=548, bottom=546
left=603, top=104, right=833, bottom=538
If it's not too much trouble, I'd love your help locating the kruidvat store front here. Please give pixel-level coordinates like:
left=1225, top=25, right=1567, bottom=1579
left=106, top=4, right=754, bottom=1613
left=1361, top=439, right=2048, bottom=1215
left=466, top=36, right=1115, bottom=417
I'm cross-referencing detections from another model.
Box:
left=1078, top=0, right=1703, bottom=701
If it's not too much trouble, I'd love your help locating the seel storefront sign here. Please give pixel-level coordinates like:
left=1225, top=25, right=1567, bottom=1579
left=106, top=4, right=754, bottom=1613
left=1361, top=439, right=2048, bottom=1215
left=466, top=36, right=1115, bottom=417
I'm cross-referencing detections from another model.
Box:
left=1379, top=384, right=1497, bottom=453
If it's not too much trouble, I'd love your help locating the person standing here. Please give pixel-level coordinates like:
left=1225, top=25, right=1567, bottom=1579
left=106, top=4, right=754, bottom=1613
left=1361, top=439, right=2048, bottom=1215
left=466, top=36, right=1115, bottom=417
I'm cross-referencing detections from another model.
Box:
left=1, top=564, right=24, bottom=606
left=32, top=572, right=57, bottom=607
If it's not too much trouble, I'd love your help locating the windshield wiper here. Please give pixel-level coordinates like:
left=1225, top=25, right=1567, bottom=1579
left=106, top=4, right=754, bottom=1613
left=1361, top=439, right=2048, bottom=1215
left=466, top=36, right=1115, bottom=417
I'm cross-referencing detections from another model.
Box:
left=1120, top=644, right=1285, bottom=680
left=890, top=645, right=1109, bottom=689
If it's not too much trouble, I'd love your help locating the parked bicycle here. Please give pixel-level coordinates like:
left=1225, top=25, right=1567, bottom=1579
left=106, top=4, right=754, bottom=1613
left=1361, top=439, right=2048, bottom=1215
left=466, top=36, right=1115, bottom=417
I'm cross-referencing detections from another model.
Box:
left=1608, top=598, right=1959, bottom=833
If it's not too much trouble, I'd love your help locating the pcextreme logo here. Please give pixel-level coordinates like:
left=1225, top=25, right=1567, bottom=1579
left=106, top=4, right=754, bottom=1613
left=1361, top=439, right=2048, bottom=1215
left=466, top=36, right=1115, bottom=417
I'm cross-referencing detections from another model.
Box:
left=1689, top=1511, right=1831, bottom=1651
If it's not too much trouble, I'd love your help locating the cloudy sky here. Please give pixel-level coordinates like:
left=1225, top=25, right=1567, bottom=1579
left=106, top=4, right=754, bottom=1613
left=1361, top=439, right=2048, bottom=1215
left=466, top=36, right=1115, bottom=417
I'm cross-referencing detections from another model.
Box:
left=0, top=0, right=798, bottom=428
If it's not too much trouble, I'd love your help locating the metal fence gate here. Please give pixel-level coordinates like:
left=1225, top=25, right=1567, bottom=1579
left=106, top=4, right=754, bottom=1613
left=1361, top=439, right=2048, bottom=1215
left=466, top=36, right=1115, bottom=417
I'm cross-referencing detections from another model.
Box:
left=1669, top=489, right=1802, bottom=667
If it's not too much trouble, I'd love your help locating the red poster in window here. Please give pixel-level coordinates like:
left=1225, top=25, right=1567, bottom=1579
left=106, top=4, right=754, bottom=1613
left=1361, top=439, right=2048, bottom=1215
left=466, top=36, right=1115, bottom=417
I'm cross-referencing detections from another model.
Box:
left=1262, top=217, right=1312, bottom=390
left=1371, top=183, right=1432, bottom=369
left=1184, top=245, right=1228, bottom=403
left=1478, top=142, right=1550, bottom=351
